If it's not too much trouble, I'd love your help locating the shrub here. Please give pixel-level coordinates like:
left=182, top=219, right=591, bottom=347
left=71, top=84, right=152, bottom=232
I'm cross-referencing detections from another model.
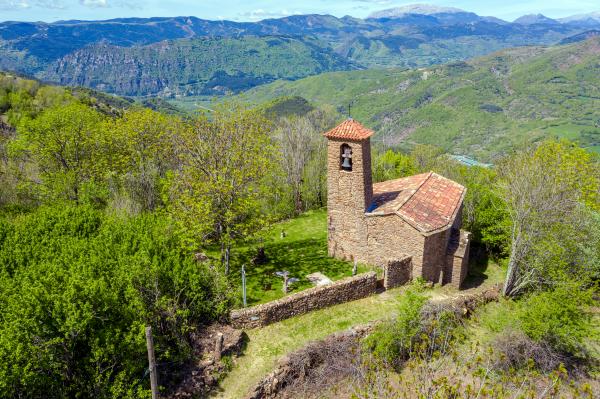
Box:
left=493, top=330, right=565, bottom=372
left=517, top=286, right=595, bottom=360
left=363, top=285, right=463, bottom=369
left=417, top=301, right=463, bottom=357
left=488, top=286, right=597, bottom=373
left=0, top=204, right=233, bottom=398
left=363, top=287, right=427, bottom=368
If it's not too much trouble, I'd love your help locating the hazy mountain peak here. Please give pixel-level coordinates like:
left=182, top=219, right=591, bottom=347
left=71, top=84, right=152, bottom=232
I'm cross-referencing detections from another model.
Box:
left=560, top=11, right=600, bottom=23
left=513, top=14, right=558, bottom=25
left=368, top=3, right=466, bottom=19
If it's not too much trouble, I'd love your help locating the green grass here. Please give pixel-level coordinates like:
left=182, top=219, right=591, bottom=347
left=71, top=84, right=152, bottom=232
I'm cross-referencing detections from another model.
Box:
left=224, top=210, right=373, bottom=306
left=541, top=122, right=588, bottom=140
left=209, top=209, right=505, bottom=397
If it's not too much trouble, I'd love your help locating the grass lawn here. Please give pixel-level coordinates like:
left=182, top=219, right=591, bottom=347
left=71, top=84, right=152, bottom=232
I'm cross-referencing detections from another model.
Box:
left=224, top=209, right=373, bottom=306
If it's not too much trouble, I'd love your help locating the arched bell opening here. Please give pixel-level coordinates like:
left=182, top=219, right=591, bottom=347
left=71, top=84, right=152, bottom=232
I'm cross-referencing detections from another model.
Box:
left=340, top=144, right=352, bottom=171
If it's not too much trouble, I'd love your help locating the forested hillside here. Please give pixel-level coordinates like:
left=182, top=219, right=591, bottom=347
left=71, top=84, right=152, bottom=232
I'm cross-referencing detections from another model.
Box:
left=240, top=38, right=600, bottom=161
left=40, top=36, right=354, bottom=97
left=2, top=7, right=600, bottom=96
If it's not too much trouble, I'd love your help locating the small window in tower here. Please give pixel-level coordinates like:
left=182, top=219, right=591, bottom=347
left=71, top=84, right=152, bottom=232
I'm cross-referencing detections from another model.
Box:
left=340, top=144, right=352, bottom=171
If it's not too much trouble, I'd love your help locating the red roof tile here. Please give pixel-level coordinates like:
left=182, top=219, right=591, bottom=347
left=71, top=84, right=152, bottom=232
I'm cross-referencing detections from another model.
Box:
left=324, top=119, right=374, bottom=141
left=370, top=172, right=465, bottom=234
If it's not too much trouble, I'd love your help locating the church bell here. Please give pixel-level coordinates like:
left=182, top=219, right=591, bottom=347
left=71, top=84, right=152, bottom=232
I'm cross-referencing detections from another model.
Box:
left=341, top=146, right=352, bottom=171
left=341, top=156, right=352, bottom=170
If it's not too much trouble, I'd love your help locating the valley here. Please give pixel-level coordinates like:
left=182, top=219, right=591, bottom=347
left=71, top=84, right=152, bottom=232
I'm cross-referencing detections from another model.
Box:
left=234, top=38, right=600, bottom=161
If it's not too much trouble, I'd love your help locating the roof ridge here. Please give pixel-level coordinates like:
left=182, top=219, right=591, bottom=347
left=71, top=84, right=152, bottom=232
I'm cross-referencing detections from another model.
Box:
left=394, top=171, right=433, bottom=213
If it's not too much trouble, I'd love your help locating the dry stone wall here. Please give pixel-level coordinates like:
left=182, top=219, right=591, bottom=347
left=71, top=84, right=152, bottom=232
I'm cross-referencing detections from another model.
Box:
left=230, top=272, right=377, bottom=329
left=245, top=285, right=501, bottom=399
left=383, top=256, right=413, bottom=289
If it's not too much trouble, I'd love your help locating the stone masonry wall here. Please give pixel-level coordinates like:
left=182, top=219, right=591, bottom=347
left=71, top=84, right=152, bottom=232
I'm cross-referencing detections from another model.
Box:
left=327, top=137, right=372, bottom=262
left=364, top=214, right=426, bottom=271
left=230, top=272, right=377, bottom=329
left=444, top=230, right=471, bottom=288
left=326, top=133, right=468, bottom=287
left=383, top=255, right=413, bottom=289
left=423, top=228, right=451, bottom=284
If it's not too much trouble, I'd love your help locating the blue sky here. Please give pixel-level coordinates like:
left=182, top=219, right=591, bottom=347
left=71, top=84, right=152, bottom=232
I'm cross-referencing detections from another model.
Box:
left=1, top=1, right=598, bottom=23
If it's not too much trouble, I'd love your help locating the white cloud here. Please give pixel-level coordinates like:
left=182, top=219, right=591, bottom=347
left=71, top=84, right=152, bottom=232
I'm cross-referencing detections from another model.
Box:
left=0, top=0, right=30, bottom=10
left=79, top=0, right=107, bottom=7
left=37, top=0, right=64, bottom=9
left=0, top=0, right=64, bottom=11
left=238, top=8, right=300, bottom=21
left=352, top=0, right=392, bottom=4
left=77, top=0, right=142, bottom=9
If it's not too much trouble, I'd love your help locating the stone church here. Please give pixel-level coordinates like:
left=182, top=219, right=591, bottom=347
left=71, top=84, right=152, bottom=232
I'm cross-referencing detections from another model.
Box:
left=324, top=119, right=470, bottom=288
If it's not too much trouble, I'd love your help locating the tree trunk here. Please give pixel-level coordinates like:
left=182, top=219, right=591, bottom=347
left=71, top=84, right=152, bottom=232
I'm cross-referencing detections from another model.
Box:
left=316, top=182, right=324, bottom=208
left=225, top=245, right=230, bottom=275
left=219, top=223, right=224, bottom=265
left=503, top=257, right=518, bottom=297
left=503, top=229, right=522, bottom=297
left=294, top=187, right=303, bottom=215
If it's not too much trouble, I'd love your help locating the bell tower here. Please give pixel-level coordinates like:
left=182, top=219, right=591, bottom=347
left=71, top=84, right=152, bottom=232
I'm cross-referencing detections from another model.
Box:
left=324, top=119, right=373, bottom=261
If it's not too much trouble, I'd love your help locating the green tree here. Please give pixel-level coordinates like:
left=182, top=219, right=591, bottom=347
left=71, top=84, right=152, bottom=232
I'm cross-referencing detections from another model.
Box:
left=169, top=104, right=276, bottom=273
left=372, top=148, right=418, bottom=183
left=9, top=102, right=107, bottom=203
left=103, top=108, right=179, bottom=213
left=0, top=205, right=232, bottom=398
left=498, top=140, right=600, bottom=296
left=274, top=107, right=337, bottom=215
left=410, top=144, right=445, bottom=172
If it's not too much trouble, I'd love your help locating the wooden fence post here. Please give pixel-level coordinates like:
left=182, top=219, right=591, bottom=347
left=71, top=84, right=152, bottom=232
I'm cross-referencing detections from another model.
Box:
left=215, top=332, right=224, bottom=362
left=242, top=264, right=247, bottom=307
left=145, top=326, right=159, bottom=399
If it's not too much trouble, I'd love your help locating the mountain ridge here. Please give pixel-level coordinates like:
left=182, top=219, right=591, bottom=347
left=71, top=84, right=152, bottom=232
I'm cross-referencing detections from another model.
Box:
left=2, top=6, right=600, bottom=97
left=513, top=14, right=559, bottom=25
left=39, top=36, right=355, bottom=97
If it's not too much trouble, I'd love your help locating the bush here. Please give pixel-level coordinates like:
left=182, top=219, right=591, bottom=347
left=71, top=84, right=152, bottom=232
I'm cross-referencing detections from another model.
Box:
left=363, top=287, right=427, bottom=368
left=363, top=284, right=463, bottom=369
left=488, top=286, right=597, bottom=373
left=0, top=204, right=233, bottom=398
left=493, top=330, right=565, bottom=372
left=517, top=286, right=595, bottom=360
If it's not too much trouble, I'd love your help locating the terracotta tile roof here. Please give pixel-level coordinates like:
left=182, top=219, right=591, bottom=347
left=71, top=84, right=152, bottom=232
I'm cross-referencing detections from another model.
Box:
left=371, top=173, right=430, bottom=213
left=370, top=172, right=465, bottom=234
left=323, top=119, right=374, bottom=141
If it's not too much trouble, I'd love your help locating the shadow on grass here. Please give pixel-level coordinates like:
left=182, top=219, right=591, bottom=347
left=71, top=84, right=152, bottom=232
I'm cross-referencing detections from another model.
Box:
left=228, top=237, right=354, bottom=306
left=462, top=243, right=491, bottom=290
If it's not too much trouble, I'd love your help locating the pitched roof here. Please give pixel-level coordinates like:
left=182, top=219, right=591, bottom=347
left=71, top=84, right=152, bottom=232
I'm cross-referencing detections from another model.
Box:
left=323, top=119, right=374, bottom=141
left=370, top=172, right=465, bottom=234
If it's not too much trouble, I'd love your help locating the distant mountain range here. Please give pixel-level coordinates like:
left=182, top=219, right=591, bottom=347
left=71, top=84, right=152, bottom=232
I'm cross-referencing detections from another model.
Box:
left=41, top=36, right=354, bottom=97
left=1, top=4, right=600, bottom=97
